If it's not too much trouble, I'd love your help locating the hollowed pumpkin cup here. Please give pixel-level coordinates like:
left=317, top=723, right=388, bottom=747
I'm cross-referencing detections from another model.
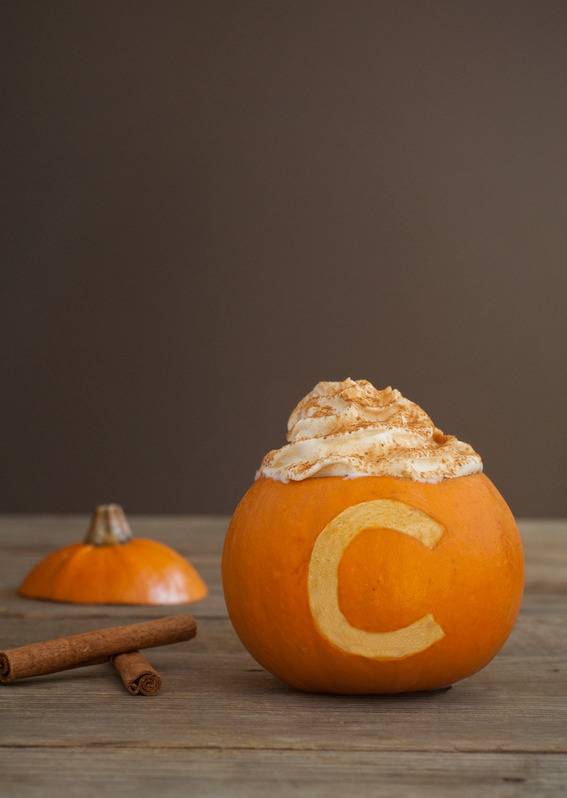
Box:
left=222, top=473, right=524, bottom=694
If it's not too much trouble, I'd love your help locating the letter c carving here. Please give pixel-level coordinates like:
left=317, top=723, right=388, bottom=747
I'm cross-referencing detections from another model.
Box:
left=307, top=499, right=446, bottom=660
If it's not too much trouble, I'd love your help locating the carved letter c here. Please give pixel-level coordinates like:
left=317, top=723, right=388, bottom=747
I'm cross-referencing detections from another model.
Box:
left=307, top=499, right=446, bottom=660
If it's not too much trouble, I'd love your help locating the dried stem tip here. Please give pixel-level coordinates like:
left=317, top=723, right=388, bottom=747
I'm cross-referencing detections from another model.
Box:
left=85, top=504, right=132, bottom=546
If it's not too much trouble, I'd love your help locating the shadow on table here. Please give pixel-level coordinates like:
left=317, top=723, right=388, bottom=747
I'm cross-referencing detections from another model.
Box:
left=216, top=665, right=453, bottom=700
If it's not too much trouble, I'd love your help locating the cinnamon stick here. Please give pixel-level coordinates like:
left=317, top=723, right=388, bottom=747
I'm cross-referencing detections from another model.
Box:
left=0, top=614, right=196, bottom=684
left=113, top=651, right=162, bottom=696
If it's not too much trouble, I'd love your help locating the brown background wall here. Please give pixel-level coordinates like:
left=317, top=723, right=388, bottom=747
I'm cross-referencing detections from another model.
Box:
left=2, top=2, right=566, bottom=516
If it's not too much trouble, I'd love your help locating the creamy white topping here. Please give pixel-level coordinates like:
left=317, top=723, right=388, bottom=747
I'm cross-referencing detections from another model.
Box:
left=256, top=379, right=483, bottom=484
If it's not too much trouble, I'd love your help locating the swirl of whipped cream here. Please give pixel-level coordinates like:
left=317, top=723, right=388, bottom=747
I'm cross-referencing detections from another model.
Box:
left=256, top=379, right=483, bottom=484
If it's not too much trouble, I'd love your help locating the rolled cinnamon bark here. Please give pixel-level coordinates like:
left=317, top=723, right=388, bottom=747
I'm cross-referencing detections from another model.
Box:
left=0, top=614, right=196, bottom=684
left=113, top=651, right=162, bottom=696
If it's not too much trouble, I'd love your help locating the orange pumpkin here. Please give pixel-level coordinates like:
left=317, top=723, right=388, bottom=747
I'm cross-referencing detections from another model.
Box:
left=222, top=474, right=524, bottom=694
left=19, top=504, right=207, bottom=605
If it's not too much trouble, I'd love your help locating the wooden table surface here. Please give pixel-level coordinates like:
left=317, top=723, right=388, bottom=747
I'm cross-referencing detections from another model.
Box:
left=0, top=516, right=566, bottom=797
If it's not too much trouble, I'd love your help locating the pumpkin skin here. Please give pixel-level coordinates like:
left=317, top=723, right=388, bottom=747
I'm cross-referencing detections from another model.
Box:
left=19, top=505, right=208, bottom=605
left=222, top=474, right=524, bottom=694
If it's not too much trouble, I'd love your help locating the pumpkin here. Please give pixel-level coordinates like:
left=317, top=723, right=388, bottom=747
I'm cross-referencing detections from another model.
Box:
left=19, top=504, right=207, bottom=605
left=222, top=474, right=524, bottom=694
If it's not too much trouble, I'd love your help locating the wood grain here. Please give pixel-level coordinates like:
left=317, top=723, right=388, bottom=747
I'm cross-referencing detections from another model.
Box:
left=0, top=516, right=566, bottom=796
left=0, top=749, right=565, bottom=798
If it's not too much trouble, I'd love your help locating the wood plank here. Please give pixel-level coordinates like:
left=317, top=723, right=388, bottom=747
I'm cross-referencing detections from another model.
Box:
left=1, top=620, right=565, bottom=752
left=0, top=748, right=565, bottom=798
left=0, top=517, right=565, bottom=621
left=0, top=593, right=565, bottom=655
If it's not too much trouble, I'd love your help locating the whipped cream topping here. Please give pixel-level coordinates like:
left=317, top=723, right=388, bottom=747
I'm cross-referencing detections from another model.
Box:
left=256, top=379, right=483, bottom=484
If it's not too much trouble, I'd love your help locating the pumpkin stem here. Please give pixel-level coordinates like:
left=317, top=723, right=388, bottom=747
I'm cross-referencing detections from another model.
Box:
left=85, top=504, right=133, bottom=546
